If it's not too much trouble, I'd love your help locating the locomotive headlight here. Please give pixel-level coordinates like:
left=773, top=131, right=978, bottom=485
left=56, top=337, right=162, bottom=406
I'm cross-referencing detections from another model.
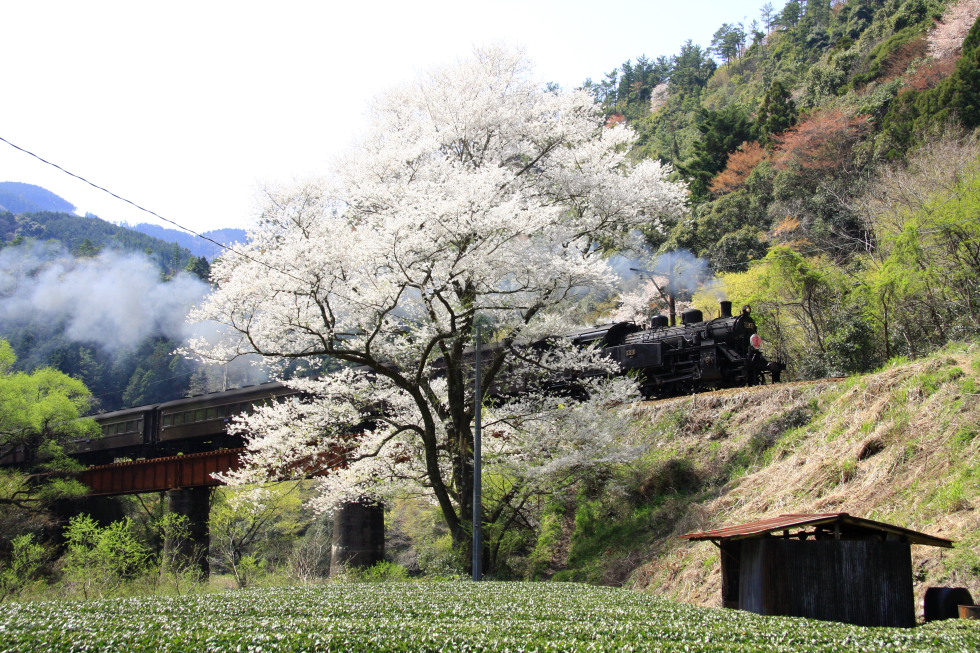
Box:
left=749, top=333, right=763, bottom=350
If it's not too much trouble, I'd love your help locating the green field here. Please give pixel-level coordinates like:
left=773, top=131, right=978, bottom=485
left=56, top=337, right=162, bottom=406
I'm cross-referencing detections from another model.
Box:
left=1, top=582, right=978, bottom=652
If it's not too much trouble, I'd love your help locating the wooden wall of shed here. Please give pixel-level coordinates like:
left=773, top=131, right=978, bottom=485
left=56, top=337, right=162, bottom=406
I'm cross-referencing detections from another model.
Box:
left=738, top=539, right=916, bottom=628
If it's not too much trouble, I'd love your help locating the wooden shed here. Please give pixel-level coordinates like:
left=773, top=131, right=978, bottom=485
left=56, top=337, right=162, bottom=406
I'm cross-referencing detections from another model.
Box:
left=681, top=513, right=953, bottom=628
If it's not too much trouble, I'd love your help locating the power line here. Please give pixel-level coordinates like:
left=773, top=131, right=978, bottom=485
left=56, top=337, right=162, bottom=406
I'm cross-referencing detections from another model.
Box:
left=0, top=135, right=307, bottom=284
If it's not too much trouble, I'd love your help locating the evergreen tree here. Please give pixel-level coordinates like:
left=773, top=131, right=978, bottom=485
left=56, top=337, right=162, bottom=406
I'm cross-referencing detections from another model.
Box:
left=760, top=2, right=777, bottom=34
left=121, top=339, right=192, bottom=407
left=757, top=80, right=798, bottom=145
left=72, top=238, right=101, bottom=258
left=710, top=23, right=747, bottom=65
left=780, top=0, right=803, bottom=27
left=950, top=16, right=980, bottom=130
left=798, top=0, right=832, bottom=50
left=185, top=256, right=211, bottom=282
left=831, top=0, right=882, bottom=41
left=681, top=104, right=756, bottom=198
left=669, top=41, right=717, bottom=99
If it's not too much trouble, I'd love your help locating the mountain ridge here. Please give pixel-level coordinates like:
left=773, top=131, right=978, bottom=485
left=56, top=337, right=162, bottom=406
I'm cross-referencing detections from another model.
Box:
left=0, top=181, right=76, bottom=214
left=127, top=223, right=248, bottom=260
left=0, top=182, right=248, bottom=260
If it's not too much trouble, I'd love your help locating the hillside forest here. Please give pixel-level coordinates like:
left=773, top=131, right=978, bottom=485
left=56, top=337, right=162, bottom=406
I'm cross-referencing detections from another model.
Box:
left=1, top=0, right=980, bottom=598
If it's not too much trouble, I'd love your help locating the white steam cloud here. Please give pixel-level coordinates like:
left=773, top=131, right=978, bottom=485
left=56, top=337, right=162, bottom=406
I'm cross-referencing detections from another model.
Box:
left=0, top=242, right=209, bottom=352
left=650, top=249, right=711, bottom=295
left=606, top=248, right=721, bottom=324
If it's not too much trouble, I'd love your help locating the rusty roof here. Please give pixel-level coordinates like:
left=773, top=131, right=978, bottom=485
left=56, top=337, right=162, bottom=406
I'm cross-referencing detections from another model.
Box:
left=680, top=513, right=953, bottom=548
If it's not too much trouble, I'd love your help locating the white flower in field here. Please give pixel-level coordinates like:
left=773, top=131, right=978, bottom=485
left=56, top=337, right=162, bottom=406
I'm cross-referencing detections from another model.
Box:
left=191, top=45, right=686, bottom=550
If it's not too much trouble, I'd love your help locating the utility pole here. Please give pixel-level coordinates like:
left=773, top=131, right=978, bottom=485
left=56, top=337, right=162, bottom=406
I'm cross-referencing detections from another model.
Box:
left=472, top=323, right=483, bottom=581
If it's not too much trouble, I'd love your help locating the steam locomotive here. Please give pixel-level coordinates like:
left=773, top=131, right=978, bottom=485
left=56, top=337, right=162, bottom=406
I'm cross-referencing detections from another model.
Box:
left=37, top=299, right=784, bottom=465
left=574, top=300, right=784, bottom=398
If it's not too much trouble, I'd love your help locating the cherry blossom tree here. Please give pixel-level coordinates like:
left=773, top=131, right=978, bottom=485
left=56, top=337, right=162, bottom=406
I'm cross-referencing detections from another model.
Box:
left=190, top=47, right=687, bottom=563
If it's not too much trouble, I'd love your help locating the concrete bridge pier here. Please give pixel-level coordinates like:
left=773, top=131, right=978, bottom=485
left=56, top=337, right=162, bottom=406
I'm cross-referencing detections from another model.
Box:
left=330, top=500, right=385, bottom=575
left=163, top=487, right=212, bottom=577
left=50, top=495, right=128, bottom=546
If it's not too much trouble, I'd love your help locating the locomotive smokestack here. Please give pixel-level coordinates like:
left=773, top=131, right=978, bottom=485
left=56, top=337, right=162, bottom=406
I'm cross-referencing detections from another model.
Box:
left=720, top=301, right=732, bottom=318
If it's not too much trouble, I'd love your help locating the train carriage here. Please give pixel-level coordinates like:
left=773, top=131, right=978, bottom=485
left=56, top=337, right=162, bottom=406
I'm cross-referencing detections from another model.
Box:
left=156, top=382, right=299, bottom=454
left=73, top=405, right=158, bottom=461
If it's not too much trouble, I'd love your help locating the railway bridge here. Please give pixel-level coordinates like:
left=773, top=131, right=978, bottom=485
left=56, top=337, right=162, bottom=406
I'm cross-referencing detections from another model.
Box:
left=68, top=382, right=385, bottom=577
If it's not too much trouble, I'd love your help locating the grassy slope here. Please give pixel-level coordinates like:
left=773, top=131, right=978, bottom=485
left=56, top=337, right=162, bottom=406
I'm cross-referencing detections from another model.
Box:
left=553, top=343, right=980, bottom=612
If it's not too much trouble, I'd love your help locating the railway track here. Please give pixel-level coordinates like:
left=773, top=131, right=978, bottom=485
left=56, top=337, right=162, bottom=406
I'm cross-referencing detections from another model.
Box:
left=638, top=376, right=848, bottom=408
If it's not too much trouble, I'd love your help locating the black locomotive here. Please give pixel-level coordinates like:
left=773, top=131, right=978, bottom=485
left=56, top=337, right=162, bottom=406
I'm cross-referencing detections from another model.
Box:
left=573, top=300, right=784, bottom=397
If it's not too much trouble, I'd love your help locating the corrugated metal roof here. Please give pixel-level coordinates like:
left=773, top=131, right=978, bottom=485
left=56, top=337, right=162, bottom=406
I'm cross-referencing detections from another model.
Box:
left=681, top=513, right=953, bottom=548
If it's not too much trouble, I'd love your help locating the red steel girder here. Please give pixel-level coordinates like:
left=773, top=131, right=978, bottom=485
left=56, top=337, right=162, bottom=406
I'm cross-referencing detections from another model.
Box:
left=78, top=448, right=245, bottom=496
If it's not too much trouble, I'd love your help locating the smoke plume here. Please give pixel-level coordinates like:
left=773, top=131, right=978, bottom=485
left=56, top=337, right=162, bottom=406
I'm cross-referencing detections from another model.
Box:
left=0, top=242, right=209, bottom=352
left=606, top=248, right=720, bottom=324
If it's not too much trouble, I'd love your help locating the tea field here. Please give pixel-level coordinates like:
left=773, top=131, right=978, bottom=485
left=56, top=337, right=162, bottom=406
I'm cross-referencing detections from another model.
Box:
left=1, top=582, right=978, bottom=652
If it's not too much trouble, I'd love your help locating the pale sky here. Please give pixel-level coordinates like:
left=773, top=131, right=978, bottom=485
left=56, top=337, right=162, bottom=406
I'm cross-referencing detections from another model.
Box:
left=1, top=0, right=766, bottom=233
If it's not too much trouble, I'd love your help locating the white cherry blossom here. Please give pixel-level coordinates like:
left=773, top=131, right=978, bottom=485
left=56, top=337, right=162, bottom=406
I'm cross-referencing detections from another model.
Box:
left=190, top=46, right=688, bottom=553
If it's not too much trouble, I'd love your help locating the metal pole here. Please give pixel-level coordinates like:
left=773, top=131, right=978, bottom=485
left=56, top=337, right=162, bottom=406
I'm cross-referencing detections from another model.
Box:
left=472, top=323, right=483, bottom=581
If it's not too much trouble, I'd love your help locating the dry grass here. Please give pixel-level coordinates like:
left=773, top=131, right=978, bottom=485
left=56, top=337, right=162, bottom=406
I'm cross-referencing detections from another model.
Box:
left=929, top=0, right=980, bottom=60
left=623, top=346, right=980, bottom=614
